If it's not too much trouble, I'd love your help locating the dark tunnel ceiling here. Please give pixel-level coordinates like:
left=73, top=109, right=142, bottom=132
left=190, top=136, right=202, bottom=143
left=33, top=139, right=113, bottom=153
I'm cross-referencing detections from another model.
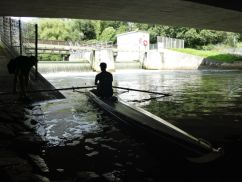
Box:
left=0, top=0, right=242, bottom=33
left=184, top=0, right=242, bottom=12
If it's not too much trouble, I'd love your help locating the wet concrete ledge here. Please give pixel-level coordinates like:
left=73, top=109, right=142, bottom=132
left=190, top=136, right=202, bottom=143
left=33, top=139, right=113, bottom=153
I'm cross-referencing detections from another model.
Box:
left=0, top=45, right=64, bottom=182
left=199, top=58, right=242, bottom=70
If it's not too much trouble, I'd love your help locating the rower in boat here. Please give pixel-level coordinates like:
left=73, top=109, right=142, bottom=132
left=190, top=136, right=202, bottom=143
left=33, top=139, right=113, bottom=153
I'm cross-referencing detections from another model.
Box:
left=95, top=62, right=113, bottom=99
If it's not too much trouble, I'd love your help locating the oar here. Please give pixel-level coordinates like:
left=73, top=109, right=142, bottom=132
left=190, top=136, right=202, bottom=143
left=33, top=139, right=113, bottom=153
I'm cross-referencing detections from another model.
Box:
left=0, top=86, right=96, bottom=96
left=112, top=86, right=171, bottom=96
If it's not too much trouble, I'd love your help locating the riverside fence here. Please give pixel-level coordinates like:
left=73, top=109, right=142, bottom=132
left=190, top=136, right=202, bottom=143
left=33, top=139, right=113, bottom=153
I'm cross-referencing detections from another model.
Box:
left=0, top=16, right=38, bottom=57
left=157, top=36, right=184, bottom=49
left=0, top=16, right=38, bottom=78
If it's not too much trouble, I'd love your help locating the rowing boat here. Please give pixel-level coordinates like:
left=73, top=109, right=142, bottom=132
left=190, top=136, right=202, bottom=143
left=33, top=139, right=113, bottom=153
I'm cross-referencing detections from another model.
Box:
left=87, top=89, right=223, bottom=163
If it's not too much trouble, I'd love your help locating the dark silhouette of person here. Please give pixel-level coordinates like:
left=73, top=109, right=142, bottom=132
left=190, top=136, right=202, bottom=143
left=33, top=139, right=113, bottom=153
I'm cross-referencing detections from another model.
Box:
left=7, top=55, right=38, bottom=98
left=95, top=62, right=113, bottom=98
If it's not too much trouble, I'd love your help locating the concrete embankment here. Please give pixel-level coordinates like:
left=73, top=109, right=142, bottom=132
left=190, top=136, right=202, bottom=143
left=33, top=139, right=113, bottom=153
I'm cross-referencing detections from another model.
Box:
left=0, top=46, right=64, bottom=181
left=45, top=48, right=242, bottom=71
left=143, top=49, right=242, bottom=70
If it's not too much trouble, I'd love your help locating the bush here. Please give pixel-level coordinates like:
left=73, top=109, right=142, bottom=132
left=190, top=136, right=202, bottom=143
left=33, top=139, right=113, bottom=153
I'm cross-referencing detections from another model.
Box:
left=39, top=54, right=62, bottom=61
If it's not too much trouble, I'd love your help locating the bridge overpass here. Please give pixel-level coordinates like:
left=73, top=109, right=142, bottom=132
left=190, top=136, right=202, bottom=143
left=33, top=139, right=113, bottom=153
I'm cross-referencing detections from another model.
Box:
left=0, top=0, right=241, bottom=33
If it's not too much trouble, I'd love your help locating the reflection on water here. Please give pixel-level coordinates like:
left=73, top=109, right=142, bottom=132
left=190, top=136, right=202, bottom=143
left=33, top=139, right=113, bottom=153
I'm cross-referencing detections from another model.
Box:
left=138, top=70, right=242, bottom=142
left=41, top=91, right=101, bottom=146
left=39, top=70, right=242, bottom=181
left=42, top=70, right=242, bottom=145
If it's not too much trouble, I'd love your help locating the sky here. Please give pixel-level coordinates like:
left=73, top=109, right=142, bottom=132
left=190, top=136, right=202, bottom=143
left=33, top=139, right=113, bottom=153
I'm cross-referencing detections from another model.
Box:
left=11, top=17, right=37, bottom=22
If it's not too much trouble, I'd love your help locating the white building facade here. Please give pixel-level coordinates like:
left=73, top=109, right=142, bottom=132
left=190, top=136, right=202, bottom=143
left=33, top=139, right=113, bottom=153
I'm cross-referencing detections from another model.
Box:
left=116, top=31, right=149, bottom=62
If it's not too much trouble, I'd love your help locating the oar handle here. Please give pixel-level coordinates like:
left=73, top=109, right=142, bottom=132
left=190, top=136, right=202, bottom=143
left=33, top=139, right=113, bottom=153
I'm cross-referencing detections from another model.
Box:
left=113, top=86, right=171, bottom=96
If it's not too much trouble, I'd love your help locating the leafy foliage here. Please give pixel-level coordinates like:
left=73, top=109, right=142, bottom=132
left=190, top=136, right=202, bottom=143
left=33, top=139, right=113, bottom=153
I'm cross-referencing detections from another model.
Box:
left=36, top=18, right=241, bottom=48
left=39, top=54, right=62, bottom=61
left=172, top=48, right=242, bottom=62
left=99, top=27, right=116, bottom=42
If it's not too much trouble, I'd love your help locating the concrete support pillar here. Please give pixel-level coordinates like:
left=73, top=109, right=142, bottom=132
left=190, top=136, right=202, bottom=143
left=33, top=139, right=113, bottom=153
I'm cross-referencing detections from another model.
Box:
left=143, top=50, right=164, bottom=69
left=90, top=50, right=95, bottom=69
left=92, top=49, right=115, bottom=71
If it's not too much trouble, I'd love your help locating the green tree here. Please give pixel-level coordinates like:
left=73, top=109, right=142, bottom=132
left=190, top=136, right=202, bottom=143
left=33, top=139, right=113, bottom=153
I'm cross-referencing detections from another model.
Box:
left=72, top=19, right=96, bottom=40
left=182, top=28, right=202, bottom=47
left=133, top=23, right=150, bottom=31
left=36, top=18, right=242, bottom=49
left=39, top=19, right=71, bottom=40
left=116, top=25, right=128, bottom=35
left=92, top=20, right=104, bottom=40
left=148, top=25, right=164, bottom=43
left=223, top=32, right=241, bottom=47
left=99, top=27, right=116, bottom=42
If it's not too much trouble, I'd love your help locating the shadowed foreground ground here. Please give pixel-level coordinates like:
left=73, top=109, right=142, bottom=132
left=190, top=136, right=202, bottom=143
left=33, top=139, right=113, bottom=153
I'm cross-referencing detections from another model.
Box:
left=0, top=47, right=63, bottom=181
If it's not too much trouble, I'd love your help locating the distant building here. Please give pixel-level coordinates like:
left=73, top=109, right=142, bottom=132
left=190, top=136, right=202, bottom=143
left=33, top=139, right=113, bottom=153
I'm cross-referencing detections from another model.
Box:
left=116, top=31, right=149, bottom=62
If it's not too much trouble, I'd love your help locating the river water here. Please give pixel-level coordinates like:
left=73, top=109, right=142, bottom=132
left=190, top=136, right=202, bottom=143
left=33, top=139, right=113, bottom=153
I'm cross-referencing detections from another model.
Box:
left=39, top=70, right=242, bottom=181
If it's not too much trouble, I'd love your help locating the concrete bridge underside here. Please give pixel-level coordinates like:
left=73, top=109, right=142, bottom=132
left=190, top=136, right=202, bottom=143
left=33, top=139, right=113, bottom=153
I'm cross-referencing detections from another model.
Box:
left=0, top=0, right=241, bottom=33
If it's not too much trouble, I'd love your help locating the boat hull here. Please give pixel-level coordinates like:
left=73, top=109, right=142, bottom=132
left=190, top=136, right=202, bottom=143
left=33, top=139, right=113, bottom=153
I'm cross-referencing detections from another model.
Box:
left=87, top=89, right=223, bottom=163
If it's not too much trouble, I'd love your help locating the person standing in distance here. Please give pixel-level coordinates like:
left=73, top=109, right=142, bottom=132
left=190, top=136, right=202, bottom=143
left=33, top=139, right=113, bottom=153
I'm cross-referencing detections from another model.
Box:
left=95, top=62, right=113, bottom=98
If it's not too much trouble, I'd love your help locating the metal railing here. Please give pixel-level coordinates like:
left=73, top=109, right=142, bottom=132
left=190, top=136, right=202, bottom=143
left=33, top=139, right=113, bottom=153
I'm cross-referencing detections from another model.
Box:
left=0, top=16, right=38, bottom=57
left=157, top=36, right=184, bottom=49
left=0, top=16, right=38, bottom=78
left=68, top=41, right=114, bottom=50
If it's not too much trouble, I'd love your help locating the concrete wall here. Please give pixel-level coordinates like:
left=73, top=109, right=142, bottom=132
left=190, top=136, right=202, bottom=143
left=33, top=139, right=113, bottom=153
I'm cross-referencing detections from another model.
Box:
left=162, top=49, right=204, bottom=70
left=144, top=49, right=204, bottom=70
left=143, top=50, right=163, bottom=69
left=69, top=51, right=92, bottom=62
left=116, top=31, right=149, bottom=62
left=116, top=51, right=141, bottom=62
left=199, top=59, right=242, bottom=70
left=79, top=48, right=205, bottom=70
left=92, top=49, right=115, bottom=71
